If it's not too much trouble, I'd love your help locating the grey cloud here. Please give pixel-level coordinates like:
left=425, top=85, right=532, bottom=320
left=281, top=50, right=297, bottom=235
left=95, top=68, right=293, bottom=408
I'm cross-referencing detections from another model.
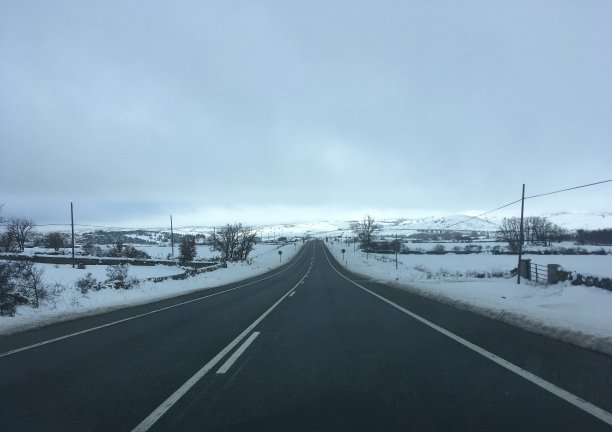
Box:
left=1, top=1, right=611, bottom=226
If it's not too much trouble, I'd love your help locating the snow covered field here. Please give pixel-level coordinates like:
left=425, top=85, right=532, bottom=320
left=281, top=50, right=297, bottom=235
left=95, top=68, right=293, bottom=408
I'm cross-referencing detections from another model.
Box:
left=0, top=242, right=303, bottom=335
left=326, top=242, right=612, bottom=355
left=337, top=248, right=612, bottom=281
left=395, top=240, right=612, bottom=255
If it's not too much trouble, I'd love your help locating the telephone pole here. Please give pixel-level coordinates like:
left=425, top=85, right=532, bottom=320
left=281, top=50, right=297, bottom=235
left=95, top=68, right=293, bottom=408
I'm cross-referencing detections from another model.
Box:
left=517, top=184, right=525, bottom=284
left=170, top=215, right=174, bottom=260
left=395, top=233, right=398, bottom=270
left=71, top=202, right=75, bottom=268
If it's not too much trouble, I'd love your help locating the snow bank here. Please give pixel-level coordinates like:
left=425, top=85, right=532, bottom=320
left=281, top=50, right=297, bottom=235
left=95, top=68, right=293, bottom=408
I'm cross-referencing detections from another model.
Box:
left=326, top=242, right=612, bottom=355
left=0, top=243, right=303, bottom=335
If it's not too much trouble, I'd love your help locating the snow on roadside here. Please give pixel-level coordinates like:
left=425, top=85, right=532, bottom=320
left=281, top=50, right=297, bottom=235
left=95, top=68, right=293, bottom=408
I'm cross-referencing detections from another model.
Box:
left=41, top=263, right=186, bottom=286
left=0, top=242, right=303, bottom=336
left=326, top=242, right=612, bottom=355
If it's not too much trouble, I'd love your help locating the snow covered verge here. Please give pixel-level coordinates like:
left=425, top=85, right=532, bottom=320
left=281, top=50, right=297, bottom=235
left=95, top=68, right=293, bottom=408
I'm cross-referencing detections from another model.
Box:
left=326, top=242, right=612, bottom=356
left=0, top=242, right=303, bottom=336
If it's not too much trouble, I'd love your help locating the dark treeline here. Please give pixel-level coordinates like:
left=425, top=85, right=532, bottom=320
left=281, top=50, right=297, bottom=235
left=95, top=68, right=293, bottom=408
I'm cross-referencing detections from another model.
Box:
left=576, top=229, right=612, bottom=245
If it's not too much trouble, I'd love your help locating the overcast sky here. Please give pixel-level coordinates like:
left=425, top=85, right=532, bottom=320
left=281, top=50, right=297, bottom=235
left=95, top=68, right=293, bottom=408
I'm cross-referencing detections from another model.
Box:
left=1, top=1, right=611, bottom=228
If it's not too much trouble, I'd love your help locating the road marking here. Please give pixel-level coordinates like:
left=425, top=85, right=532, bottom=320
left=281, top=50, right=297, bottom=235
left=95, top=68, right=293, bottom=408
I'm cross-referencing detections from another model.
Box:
left=131, top=262, right=312, bottom=432
left=321, top=246, right=612, bottom=428
left=0, top=244, right=312, bottom=359
left=289, top=291, right=296, bottom=297
left=216, top=332, right=260, bottom=374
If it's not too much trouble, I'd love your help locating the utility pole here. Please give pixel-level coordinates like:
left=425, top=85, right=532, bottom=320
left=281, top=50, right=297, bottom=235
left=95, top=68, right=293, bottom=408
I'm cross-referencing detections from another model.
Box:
left=71, top=202, right=75, bottom=268
left=517, top=184, right=525, bottom=284
left=170, top=215, right=174, bottom=260
left=395, top=233, right=398, bottom=270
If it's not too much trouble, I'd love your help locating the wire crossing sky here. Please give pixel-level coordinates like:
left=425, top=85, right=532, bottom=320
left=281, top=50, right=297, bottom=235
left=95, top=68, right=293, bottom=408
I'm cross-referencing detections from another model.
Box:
left=1, top=1, right=611, bottom=226
left=442, top=179, right=612, bottom=230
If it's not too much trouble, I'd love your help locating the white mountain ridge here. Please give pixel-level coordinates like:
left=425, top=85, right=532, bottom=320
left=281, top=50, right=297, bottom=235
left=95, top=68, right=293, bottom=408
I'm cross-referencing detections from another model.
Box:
left=66, top=211, right=611, bottom=239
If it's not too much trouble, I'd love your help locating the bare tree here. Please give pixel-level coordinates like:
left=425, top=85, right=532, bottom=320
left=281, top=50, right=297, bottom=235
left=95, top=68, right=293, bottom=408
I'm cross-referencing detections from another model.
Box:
left=236, top=226, right=258, bottom=261
left=350, top=215, right=382, bottom=250
left=7, top=218, right=35, bottom=252
left=44, top=232, right=65, bottom=251
left=521, top=216, right=563, bottom=246
left=17, top=262, right=47, bottom=308
left=525, top=217, right=549, bottom=244
left=211, top=223, right=257, bottom=262
left=211, top=224, right=240, bottom=261
left=549, top=225, right=569, bottom=244
left=497, top=217, right=522, bottom=253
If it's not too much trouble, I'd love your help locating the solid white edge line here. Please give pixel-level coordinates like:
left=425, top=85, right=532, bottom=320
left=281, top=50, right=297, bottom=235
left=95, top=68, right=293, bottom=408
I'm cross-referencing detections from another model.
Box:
left=0, top=244, right=311, bottom=359
left=216, top=332, right=260, bottom=374
left=130, top=261, right=312, bottom=432
left=321, top=245, right=612, bottom=428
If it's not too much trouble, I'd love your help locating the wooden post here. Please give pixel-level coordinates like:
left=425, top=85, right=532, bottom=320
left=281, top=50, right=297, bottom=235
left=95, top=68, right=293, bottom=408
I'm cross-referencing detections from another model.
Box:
left=517, top=184, right=525, bottom=284
left=71, top=202, right=75, bottom=268
left=395, top=233, right=398, bottom=270
left=170, top=215, right=174, bottom=260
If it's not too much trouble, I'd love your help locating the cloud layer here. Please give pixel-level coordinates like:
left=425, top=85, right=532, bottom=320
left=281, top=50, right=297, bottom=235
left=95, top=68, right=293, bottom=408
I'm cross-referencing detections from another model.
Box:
left=1, top=1, right=611, bottom=226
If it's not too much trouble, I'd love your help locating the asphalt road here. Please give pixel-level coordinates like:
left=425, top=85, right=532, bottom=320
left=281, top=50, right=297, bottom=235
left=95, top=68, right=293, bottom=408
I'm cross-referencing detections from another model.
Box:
left=1, top=240, right=611, bottom=431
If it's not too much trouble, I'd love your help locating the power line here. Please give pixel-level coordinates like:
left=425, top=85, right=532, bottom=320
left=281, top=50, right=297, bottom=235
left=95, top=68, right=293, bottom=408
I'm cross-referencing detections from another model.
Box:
left=442, top=199, right=522, bottom=230
left=442, top=179, right=611, bottom=230
left=525, top=179, right=612, bottom=200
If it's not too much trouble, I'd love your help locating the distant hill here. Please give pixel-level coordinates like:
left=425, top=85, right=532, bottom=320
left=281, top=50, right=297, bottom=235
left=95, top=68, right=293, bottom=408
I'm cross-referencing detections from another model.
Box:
left=63, top=212, right=611, bottom=245
left=543, top=212, right=612, bottom=231
left=257, top=212, right=612, bottom=237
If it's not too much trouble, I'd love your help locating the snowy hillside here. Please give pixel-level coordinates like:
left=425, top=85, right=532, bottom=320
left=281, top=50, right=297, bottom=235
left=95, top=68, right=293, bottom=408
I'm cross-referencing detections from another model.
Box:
left=544, top=212, right=612, bottom=230
left=50, top=211, right=611, bottom=244
left=259, top=211, right=612, bottom=238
